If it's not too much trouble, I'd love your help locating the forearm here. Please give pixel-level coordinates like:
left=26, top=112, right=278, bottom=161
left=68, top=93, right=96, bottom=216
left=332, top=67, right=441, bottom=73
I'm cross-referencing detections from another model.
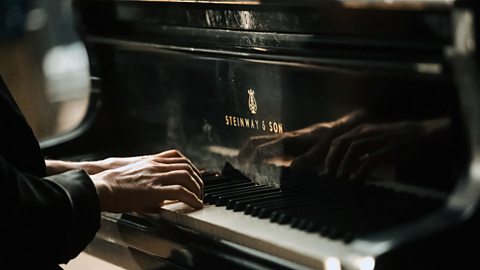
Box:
left=45, top=160, right=98, bottom=176
left=1, top=156, right=100, bottom=266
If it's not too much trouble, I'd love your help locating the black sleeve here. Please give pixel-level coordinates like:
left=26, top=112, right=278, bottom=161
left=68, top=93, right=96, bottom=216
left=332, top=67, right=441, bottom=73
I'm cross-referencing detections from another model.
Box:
left=0, top=155, right=100, bottom=268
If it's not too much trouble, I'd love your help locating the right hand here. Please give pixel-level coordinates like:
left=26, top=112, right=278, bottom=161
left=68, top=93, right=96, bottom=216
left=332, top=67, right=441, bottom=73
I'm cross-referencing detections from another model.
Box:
left=90, top=152, right=204, bottom=212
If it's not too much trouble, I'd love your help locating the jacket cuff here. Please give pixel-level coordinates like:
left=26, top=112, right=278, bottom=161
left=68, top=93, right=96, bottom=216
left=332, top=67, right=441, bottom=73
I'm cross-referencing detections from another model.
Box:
left=45, top=169, right=101, bottom=261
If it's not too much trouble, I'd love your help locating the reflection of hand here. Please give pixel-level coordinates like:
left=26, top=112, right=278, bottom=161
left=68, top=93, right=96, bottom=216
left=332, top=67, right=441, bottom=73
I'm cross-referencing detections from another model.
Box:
left=237, top=123, right=336, bottom=166
left=325, top=118, right=449, bottom=180
left=237, top=110, right=366, bottom=172
left=91, top=150, right=204, bottom=212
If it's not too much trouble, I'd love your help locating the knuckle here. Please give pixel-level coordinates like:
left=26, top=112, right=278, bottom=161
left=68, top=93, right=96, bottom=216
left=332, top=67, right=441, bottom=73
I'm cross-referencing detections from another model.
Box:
left=155, top=163, right=167, bottom=171
left=331, top=138, right=343, bottom=148
left=349, top=141, right=362, bottom=151
left=152, top=156, right=166, bottom=163
left=177, top=169, right=191, bottom=177
left=172, top=185, right=186, bottom=193
left=179, top=158, right=191, bottom=166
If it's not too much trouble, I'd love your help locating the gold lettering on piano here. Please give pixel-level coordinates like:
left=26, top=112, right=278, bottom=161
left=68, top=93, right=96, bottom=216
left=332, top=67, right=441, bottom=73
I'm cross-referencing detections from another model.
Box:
left=225, top=115, right=284, bottom=133
left=247, top=89, right=257, bottom=114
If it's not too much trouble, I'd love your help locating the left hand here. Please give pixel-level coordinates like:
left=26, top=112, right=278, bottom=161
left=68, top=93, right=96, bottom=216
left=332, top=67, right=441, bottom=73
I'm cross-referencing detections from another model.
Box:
left=85, top=150, right=201, bottom=175
left=46, top=150, right=201, bottom=178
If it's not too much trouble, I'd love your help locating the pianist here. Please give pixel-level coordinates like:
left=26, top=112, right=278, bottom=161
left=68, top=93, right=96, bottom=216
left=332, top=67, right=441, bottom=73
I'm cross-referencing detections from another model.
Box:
left=0, top=75, right=203, bottom=268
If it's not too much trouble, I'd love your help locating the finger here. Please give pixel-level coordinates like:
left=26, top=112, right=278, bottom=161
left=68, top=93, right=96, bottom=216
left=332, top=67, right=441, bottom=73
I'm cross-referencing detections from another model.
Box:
left=337, top=138, right=383, bottom=179
left=251, top=138, right=287, bottom=162
left=153, top=156, right=202, bottom=180
left=290, top=141, right=330, bottom=173
left=325, top=136, right=354, bottom=177
left=237, top=135, right=279, bottom=162
left=253, top=133, right=315, bottom=161
left=157, top=185, right=203, bottom=209
left=282, top=133, right=321, bottom=156
left=154, top=150, right=202, bottom=180
left=166, top=163, right=204, bottom=191
left=156, top=149, right=185, bottom=159
left=156, top=169, right=203, bottom=198
left=351, top=148, right=390, bottom=180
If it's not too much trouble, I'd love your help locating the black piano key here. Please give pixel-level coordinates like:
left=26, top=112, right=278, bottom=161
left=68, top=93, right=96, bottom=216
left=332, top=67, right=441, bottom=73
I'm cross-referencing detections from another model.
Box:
left=270, top=197, right=349, bottom=225
left=302, top=208, right=374, bottom=234
left=343, top=231, right=356, bottom=243
left=226, top=189, right=282, bottom=210
left=244, top=192, right=325, bottom=216
left=207, top=184, right=264, bottom=198
left=204, top=183, right=257, bottom=204
left=205, top=181, right=254, bottom=193
left=203, top=175, right=249, bottom=186
left=228, top=192, right=283, bottom=211
left=273, top=212, right=293, bottom=224
left=269, top=199, right=342, bottom=224
left=244, top=195, right=309, bottom=216
left=253, top=196, right=329, bottom=218
left=206, top=186, right=271, bottom=205
left=297, top=206, right=348, bottom=231
left=294, top=218, right=308, bottom=230
left=214, top=186, right=276, bottom=206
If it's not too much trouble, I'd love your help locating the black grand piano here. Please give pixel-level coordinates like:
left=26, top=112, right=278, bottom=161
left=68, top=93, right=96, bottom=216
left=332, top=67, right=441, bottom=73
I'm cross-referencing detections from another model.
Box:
left=42, top=0, right=480, bottom=269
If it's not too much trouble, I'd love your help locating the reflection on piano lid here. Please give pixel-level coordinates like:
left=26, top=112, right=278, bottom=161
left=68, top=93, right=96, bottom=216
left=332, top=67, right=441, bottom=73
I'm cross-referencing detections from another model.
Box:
left=49, top=0, right=480, bottom=269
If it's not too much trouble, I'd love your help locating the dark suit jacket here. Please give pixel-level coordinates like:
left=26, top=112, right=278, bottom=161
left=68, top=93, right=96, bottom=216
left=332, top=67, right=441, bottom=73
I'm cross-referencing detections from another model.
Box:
left=0, top=76, right=100, bottom=268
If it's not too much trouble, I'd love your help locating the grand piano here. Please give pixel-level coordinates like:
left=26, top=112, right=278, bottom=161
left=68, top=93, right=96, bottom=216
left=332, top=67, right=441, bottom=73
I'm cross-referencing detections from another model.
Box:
left=42, top=0, right=480, bottom=269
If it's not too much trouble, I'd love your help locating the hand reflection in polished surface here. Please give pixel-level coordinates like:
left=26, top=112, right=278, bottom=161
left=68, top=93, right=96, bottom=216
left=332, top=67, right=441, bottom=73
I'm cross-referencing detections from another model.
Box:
left=325, top=118, right=449, bottom=180
left=238, top=110, right=450, bottom=181
left=238, top=110, right=367, bottom=172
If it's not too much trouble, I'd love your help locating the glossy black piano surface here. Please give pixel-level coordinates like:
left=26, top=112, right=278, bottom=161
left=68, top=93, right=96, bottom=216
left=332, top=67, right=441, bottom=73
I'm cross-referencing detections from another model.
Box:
left=43, top=0, right=480, bottom=269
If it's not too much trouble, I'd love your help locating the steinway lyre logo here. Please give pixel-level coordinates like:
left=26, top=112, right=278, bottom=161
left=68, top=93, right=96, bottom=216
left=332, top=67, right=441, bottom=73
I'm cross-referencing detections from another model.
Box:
left=247, top=89, right=257, bottom=115
left=224, top=88, right=283, bottom=133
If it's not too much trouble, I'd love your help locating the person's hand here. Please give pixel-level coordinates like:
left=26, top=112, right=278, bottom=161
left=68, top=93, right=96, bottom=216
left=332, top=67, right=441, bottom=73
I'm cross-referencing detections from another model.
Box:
left=89, top=150, right=204, bottom=212
left=84, top=150, right=202, bottom=175
left=325, top=119, right=449, bottom=180
left=237, top=110, right=367, bottom=173
left=46, top=150, right=201, bottom=176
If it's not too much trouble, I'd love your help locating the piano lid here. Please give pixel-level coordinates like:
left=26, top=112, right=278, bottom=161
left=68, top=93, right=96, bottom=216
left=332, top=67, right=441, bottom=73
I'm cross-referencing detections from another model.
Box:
left=69, top=0, right=466, bottom=190
left=79, top=0, right=455, bottom=10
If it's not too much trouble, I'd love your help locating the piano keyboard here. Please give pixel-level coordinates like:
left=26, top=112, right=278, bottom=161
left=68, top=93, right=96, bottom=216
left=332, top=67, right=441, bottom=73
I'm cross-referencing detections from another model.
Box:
left=201, top=165, right=443, bottom=243
left=139, top=164, right=445, bottom=269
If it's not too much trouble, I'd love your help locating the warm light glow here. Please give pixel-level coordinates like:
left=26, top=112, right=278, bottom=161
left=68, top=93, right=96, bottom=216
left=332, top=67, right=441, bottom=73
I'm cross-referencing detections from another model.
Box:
left=324, top=257, right=341, bottom=270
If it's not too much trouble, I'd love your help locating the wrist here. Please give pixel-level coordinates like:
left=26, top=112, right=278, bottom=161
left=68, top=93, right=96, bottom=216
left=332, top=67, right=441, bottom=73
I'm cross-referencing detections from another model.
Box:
left=45, top=159, right=102, bottom=176
left=91, top=173, right=113, bottom=212
left=45, top=160, right=76, bottom=175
